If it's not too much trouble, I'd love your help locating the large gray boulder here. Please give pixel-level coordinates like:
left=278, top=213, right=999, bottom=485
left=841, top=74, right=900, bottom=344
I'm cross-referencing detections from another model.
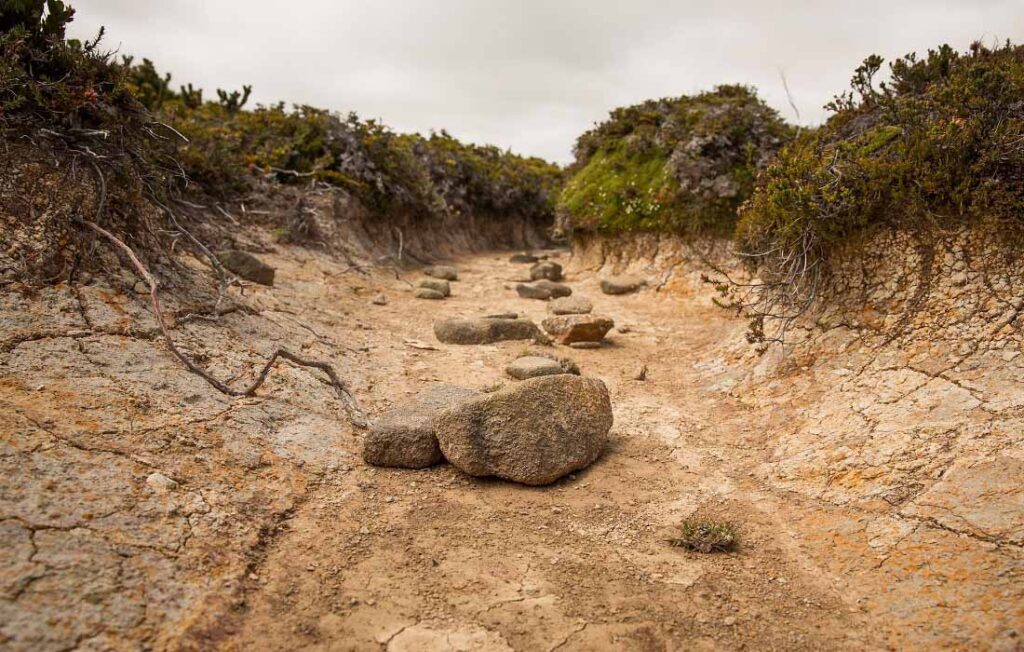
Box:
left=542, top=314, right=614, bottom=344
left=435, top=375, right=612, bottom=485
left=600, top=275, right=646, bottom=295
left=418, top=278, right=451, bottom=296
left=434, top=317, right=541, bottom=344
left=516, top=280, right=572, bottom=301
left=362, top=385, right=479, bottom=469
left=530, top=261, right=563, bottom=282
left=217, top=250, right=275, bottom=286
left=548, top=296, right=593, bottom=315
left=425, top=265, right=459, bottom=281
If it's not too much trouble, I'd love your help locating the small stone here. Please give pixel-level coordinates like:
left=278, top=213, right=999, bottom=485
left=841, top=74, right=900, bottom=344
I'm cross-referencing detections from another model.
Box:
left=418, top=278, right=451, bottom=296
left=372, top=294, right=388, bottom=306
left=633, top=365, right=648, bottom=381
left=434, top=317, right=542, bottom=345
left=362, top=384, right=479, bottom=469
left=217, top=250, right=276, bottom=286
left=723, top=616, right=737, bottom=627
left=414, top=288, right=446, bottom=300
left=517, top=280, right=572, bottom=301
left=509, top=253, right=539, bottom=264
left=530, top=260, right=563, bottom=282
left=542, top=314, right=614, bottom=344
left=548, top=296, right=593, bottom=315
left=425, top=265, right=458, bottom=281
left=506, top=356, right=565, bottom=380
left=145, top=472, right=179, bottom=493
left=600, top=275, right=646, bottom=295
left=385, top=496, right=396, bottom=503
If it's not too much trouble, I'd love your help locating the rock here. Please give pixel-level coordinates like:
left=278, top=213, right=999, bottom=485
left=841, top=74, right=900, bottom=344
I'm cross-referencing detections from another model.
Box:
left=362, top=384, right=479, bottom=469
left=548, top=296, right=593, bottom=315
left=145, top=472, right=179, bottom=493
left=435, top=375, right=612, bottom=485
left=601, top=275, right=646, bottom=295
left=542, top=314, right=615, bottom=344
left=418, top=279, right=451, bottom=297
left=633, top=365, right=648, bottom=381
left=425, top=265, right=458, bottom=281
left=372, top=294, right=388, bottom=306
left=434, top=317, right=541, bottom=345
left=569, top=341, right=604, bottom=350
left=217, top=250, right=275, bottom=286
left=506, top=356, right=565, bottom=380
left=516, top=280, right=572, bottom=301
left=414, top=288, right=446, bottom=300
left=509, top=253, right=539, bottom=264
left=530, top=261, right=563, bottom=282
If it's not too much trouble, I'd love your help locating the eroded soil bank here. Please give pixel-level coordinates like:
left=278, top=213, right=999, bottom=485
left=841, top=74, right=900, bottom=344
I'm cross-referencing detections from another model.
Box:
left=2, top=228, right=1022, bottom=651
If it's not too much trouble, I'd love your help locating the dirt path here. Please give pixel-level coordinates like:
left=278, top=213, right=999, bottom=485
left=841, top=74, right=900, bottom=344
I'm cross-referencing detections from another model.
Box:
left=213, top=250, right=879, bottom=651
left=6, top=243, right=1020, bottom=651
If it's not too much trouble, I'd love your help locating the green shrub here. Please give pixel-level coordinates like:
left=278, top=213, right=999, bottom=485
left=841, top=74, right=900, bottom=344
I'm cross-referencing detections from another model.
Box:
left=127, top=55, right=562, bottom=222
left=560, top=85, right=791, bottom=236
left=737, top=41, right=1024, bottom=266
left=670, top=518, right=738, bottom=553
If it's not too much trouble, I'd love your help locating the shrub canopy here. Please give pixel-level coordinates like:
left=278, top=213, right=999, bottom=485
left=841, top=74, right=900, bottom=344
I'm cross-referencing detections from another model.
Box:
left=560, top=85, right=791, bottom=235
left=737, top=42, right=1024, bottom=261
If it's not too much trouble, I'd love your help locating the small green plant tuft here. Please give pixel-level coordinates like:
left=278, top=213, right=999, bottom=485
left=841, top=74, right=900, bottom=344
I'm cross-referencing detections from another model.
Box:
left=670, top=518, right=738, bottom=553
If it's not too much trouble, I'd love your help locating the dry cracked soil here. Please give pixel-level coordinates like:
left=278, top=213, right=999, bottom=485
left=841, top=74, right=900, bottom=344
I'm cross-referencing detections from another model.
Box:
left=2, top=243, right=1022, bottom=651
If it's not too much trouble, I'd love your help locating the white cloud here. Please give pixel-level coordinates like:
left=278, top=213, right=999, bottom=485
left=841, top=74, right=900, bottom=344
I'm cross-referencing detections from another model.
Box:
left=69, top=0, right=1024, bottom=163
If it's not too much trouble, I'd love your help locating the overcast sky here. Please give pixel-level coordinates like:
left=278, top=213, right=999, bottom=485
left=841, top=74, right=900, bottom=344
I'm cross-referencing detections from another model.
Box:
left=69, top=1, right=1023, bottom=164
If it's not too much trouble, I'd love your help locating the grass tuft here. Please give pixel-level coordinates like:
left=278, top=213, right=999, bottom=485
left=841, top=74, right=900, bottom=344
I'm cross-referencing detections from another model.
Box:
left=670, top=518, right=739, bottom=554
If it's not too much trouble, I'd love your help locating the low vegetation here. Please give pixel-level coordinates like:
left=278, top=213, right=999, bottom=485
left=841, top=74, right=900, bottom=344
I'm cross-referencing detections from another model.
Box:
left=727, top=41, right=1024, bottom=342
left=559, top=85, right=792, bottom=236
left=738, top=42, right=1024, bottom=260
left=1, top=1, right=561, bottom=281
left=670, top=518, right=738, bottom=553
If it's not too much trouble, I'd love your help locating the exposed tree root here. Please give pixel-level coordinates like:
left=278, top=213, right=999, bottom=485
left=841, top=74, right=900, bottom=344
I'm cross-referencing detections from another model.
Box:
left=79, top=218, right=367, bottom=428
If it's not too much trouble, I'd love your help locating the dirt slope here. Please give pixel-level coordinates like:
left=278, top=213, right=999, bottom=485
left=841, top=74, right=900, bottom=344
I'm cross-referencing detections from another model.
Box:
left=2, top=235, right=1021, bottom=650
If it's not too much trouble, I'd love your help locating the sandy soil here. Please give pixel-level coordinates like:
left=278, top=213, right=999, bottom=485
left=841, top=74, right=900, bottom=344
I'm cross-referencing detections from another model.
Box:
left=2, top=242, right=1021, bottom=651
